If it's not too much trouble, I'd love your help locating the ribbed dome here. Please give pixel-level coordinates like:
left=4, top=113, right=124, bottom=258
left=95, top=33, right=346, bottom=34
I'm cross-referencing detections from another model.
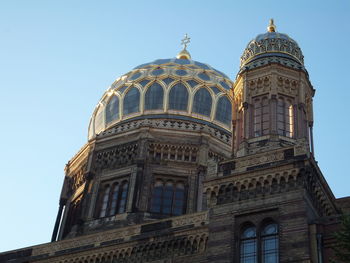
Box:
left=88, top=58, right=233, bottom=140
left=240, top=21, right=304, bottom=69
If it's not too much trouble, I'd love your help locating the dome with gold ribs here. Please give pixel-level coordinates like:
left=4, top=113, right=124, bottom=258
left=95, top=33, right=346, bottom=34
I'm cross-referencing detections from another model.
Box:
left=240, top=19, right=304, bottom=70
left=88, top=56, right=233, bottom=140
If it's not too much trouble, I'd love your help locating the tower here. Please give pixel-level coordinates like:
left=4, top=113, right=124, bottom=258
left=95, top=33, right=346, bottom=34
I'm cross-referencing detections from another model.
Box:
left=233, top=19, right=314, bottom=157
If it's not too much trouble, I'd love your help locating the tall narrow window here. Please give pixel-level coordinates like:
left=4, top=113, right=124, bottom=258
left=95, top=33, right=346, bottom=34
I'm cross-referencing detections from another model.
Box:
left=94, top=106, right=104, bottom=134
left=240, top=226, right=257, bottom=263
left=99, top=186, right=111, bottom=218
left=118, top=181, right=129, bottom=213
left=105, top=95, right=119, bottom=124
left=192, top=88, right=212, bottom=117
left=173, top=183, right=185, bottom=215
left=254, top=98, right=269, bottom=137
left=150, top=180, right=163, bottom=213
left=109, top=183, right=119, bottom=216
left=215, top=96, right=232, bottom=126
left=145, top=82, right=164, bottom=110
left=168, top=83, right=188, bottom=111
left=96, top=180, right=129, bottom=218
left=123, top=87, right=140, bottom=115
left=163, top=181, right=174, bottom=214
left=261, top=223, right=279, bottom=263
left=277, top=98, right=293, bottom=137
left=150, top=179, right=186, bottom=216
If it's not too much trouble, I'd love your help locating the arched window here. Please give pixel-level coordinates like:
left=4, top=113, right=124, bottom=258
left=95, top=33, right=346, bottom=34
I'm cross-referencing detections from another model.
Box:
left=261, top=223, right=279, bottom=263
left=277, top=98, right=293, bottom=137
left=144, top=82, right=164, bottom=110
left=150, top=179, right=186, bottom=216
left=96, top=180, right=129, bottom=218
left=192, top=88, right=212, bottom=117
left=94, top=106, right=104, bottom=134
left=118, top=181, right=129, bottom=213
left=215, top=96, right=232, bottom=125
left=173, top=182, right=185, bottom=216
left=123, top=87, right=140, bottom=115
left=254, top=97, right=269, bottom=137
left=109, top=183, right=119, bottom=216
left=168, top=83, right=188, bottom=111
left=240, top=226, right=257, bottom=263
left=239, top=222, right=279, bottom=263
left=105, top=95, right=119, bottom=124
left=99, top=185, right=111, bottom=218
left=150, top=180, right=163, bottom=213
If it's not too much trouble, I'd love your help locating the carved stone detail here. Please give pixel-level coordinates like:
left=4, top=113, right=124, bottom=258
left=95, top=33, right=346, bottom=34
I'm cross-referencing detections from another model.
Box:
left=248, top=76, right=271, bottom=96
left=148, top=142, right=198, bottom=163
left=97, top=118, right=231, bottom=144
left=93, top=142, right=138, bottom=171
left=277, top=76, right=298, bottom=96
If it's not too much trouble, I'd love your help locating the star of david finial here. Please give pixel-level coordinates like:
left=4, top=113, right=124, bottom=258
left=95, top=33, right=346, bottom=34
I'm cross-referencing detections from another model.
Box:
left=181, top=33, right=191, bottom=50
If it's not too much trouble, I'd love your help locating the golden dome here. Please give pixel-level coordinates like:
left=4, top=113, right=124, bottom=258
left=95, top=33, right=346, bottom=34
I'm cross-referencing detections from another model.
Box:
left=176, top=49, right=191, bottom=60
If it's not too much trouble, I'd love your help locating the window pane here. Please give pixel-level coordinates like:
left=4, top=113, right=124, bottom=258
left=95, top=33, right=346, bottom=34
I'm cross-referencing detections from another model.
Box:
left=123, top=87, right=140, bottom=115
left=262, top=224, right=278, bottom=235
left=99, top=186, right=110, bottom=218
left=169, top=83, right=188, bottom=111
left=118, top=182, right=128, bottom=213
left=242, top=227, right=256, bottom=238
left=215, top=96, right=232, bottom=125
left=240, top=239, right=257, bottom=263
left=262, top=237, right=278, bottom=263
left=105, top=95, right=119, bottom=124
left=109, top=184, right=119, bottom=215
left=151, top=182, right=163, bottom=213
left=193, top=88, right=212, bottom=117
left=145, top=82, right=164, bottom=110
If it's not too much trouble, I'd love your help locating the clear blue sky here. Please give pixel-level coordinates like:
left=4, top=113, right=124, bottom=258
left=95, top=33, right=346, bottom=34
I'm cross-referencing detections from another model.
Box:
left=0, top=0, right=349, bottom=252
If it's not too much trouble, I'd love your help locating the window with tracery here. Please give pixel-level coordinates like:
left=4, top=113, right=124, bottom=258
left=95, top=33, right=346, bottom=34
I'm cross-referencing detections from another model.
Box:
left=96, top=180, right=129, bottom=218
left=192, top=88, right=212, bottom=117
left=239, top=222, right=279, bottom=263
left=145, top=82, right=164, bottom=110
left=253, top=97, right=269, bottom=137
left=150, top=179, right=186, bottom=216
left=123, top=87, right=140, bottom=115
left=168, top=83, right=189, bottom=111
left=277, top=98, right=293, bottom=137
left=105, top=95, right=119, bottom=124
left=215, top=96, right=232, bottom=126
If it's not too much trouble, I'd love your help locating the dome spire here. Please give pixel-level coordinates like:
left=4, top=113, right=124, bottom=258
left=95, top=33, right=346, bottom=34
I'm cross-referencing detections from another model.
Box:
left=267, top=18, right=276, bottom=32
left=177, top=33, right=191, bottom=59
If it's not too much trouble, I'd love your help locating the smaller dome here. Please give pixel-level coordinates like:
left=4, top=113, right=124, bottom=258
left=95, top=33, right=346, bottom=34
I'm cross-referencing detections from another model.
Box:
left=240, top=20, right=304, bottom=68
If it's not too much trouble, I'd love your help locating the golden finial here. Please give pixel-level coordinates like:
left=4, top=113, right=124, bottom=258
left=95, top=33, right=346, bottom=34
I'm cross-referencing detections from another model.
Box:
left=267, top=19, right=276, bottom=32
left=177, top=33, right=191, bottom=59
